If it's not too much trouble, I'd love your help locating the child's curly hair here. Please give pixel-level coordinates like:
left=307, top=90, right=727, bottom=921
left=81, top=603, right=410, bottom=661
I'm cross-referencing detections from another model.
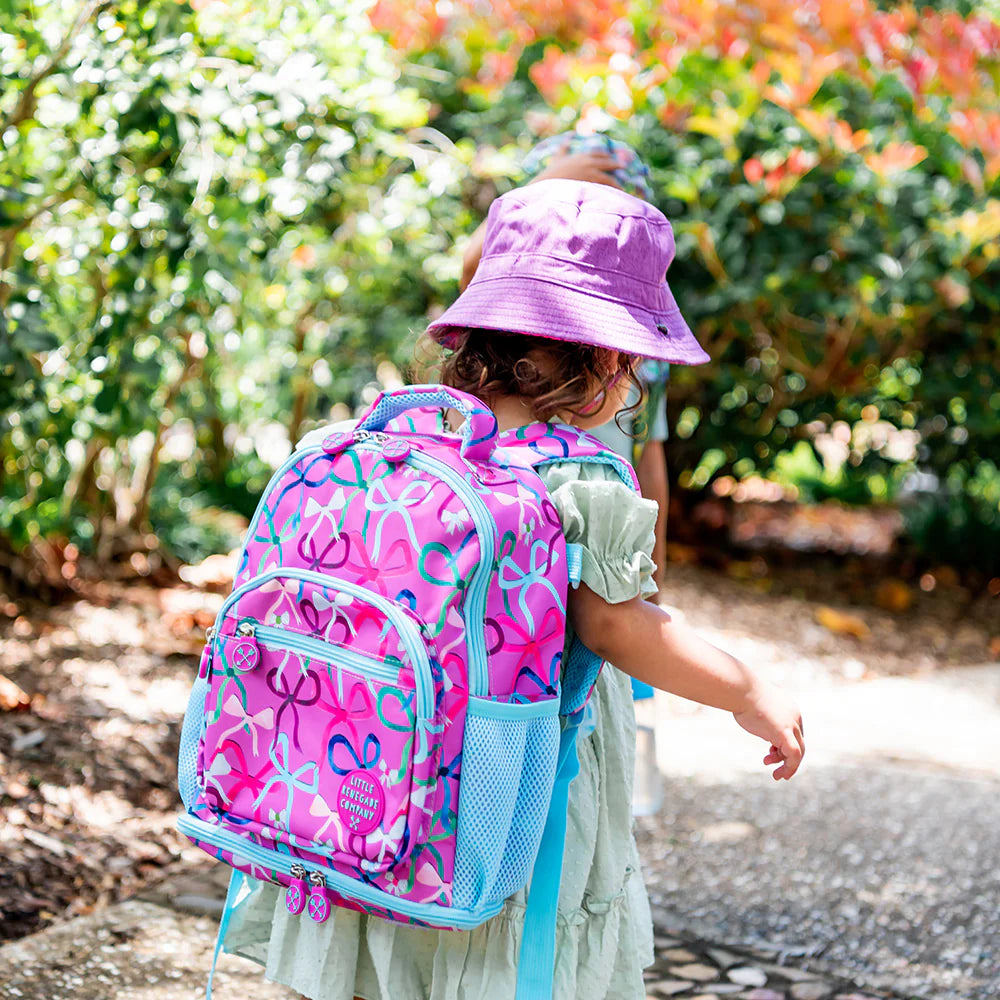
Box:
left=434, top=329, right=644, bottom=429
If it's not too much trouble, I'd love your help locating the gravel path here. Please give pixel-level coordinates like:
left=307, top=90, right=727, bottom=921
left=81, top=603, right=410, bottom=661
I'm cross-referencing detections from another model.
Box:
left=633, top=566, right=1000, bottom=1000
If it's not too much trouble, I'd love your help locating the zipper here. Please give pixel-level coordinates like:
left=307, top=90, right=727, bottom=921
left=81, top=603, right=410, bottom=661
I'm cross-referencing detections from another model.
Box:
left=238, top=445, right=324, bottom=577
left=210, top=568, right=433, bottom=720
left=251, top=624, right=401, bottom=684
left=178, top=813, right=489, bottom=924
left=353, top=429, right=388, bottom=445
left=236, top=433, right=496, bottom=699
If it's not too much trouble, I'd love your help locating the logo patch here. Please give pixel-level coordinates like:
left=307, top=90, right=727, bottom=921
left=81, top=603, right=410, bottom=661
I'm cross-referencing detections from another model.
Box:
left=336, top=769, right=384, bottom=835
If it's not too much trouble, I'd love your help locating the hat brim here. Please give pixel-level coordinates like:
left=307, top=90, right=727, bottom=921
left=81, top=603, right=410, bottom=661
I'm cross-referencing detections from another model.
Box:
left=427, top=276, right=710, bottom=366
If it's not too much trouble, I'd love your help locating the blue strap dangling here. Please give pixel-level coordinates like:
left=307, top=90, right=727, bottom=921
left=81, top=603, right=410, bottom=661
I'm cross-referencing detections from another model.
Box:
left=630, top=677, right=655, bottom=701
left=206, top=869, right=246, bottom=1000
left=514, top=711, right=584, bottom=1000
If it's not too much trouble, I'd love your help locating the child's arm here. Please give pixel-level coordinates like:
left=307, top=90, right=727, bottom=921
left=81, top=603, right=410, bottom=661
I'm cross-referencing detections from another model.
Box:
left=568, top=585, right=805, bottom=780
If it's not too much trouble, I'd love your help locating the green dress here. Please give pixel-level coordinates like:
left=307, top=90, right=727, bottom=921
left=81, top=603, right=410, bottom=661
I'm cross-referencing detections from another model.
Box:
left=223, top=461, right=659, bottom=1000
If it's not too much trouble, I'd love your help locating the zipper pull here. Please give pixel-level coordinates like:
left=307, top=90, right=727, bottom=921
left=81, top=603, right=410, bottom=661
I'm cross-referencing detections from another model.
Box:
left=196, top=641, right=213, bottom=681
left=227, top=622, right=259, bottom=672
left=306, top=870, right=332, bottom=923
left=354, top=429, right=389, bottom=446
left=285, top=863, right=308, bottom=916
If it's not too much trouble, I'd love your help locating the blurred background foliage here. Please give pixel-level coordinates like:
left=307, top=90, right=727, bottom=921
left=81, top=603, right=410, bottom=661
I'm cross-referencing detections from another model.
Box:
left=2, top=0, right=999, bottom=590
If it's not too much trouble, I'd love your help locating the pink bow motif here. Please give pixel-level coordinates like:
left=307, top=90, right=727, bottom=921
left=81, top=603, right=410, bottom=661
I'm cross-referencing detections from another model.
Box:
left=304, top=590, right=356, bottom=641
left=303, top=490, right=347, bottom=543
left=491, top=486, right=543, bottom=539
left=220, top=738, right=269, bottom=801
left=254, top=576, right=303, bottom=628
left=381, top=870, right=402, bottom=897
left=344, top=535, right=415, bottom=598
left=365, top=477, right=432, bottom=560
left=362, top=807, right=407, bottom=867
left=505, top=606, right=564, bottom=678
left=217, top=693, right=275, bottom=756
left=414, top=859, right=448, bottom=904
left=317, top=675, right=374, bottom=749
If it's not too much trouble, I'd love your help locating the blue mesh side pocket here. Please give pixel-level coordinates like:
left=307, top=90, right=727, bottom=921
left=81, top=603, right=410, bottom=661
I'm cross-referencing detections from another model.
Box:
left=177, top=673, right=210, bottom=811
left=452, top=698, right=560, bottom=910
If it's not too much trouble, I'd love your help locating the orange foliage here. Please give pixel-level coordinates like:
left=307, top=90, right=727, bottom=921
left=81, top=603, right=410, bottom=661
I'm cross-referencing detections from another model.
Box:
left=949, top=109, right=1000, bottom=183
left=863, top=141, right=929, bottom=179
left=369, top=0, right=1000, bottom=180
left=744, top=147, right=820, bottom=195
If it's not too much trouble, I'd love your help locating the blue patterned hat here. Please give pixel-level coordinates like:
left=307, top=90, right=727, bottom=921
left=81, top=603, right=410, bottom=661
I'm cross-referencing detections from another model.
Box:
left=521, top=132, right=653, bottom=201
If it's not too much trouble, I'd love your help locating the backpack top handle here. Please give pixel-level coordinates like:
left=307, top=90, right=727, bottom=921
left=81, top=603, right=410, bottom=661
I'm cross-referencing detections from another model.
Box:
left=356, top=384, right=499, bottom=464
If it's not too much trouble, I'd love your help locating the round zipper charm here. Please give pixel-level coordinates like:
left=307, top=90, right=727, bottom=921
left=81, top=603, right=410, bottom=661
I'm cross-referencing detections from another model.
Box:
left=307, top=885, right=331, bottom=923
left=322, top=431, right=351, bottom=455
left=381, top=438, right=411, bottom=462
left=229, top=638, right=259, bottom=672
left=285, top=865, right=308, bottom=916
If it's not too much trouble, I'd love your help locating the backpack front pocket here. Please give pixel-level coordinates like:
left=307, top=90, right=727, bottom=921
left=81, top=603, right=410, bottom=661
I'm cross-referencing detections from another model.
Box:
left=197, top=570, right=444, bottom=875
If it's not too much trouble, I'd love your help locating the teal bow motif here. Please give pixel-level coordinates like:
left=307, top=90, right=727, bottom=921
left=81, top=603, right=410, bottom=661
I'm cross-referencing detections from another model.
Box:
left=252, top=732, right=320, bottom=826
left=498, top=538, right=566, bottom=630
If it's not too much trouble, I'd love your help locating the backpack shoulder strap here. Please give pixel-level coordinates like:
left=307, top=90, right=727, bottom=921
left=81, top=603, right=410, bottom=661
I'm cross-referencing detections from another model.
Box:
left=496, top=425, right=641, bottom=999
left=515, top=708, right=585, bottom=1000
left=495, top=422, right=639, bottom=492
left=496, top=422, right=639, bottom=716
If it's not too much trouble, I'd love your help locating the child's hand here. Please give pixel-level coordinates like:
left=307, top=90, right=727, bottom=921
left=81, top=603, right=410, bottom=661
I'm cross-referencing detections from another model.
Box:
left=531, top=150, right=623, bottom=189
left=732, top=683, right=805, bottom=781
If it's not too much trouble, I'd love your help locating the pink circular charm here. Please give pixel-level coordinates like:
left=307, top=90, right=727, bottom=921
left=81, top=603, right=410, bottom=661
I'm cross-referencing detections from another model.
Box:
left=381, top=439, right=411, bottom=462
left=230, top=640, right=259, bottom=672
left=285, top=880, right=307, bottom=916
left=322, top=431, right=349, bottom=454
left=307, top=886, right=331, bottom=923
left=337, top=769, right=385, bottom=836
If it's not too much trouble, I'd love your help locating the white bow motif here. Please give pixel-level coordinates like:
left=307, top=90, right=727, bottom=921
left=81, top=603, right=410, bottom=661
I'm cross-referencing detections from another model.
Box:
left=217, top=693, right=275, bottom=756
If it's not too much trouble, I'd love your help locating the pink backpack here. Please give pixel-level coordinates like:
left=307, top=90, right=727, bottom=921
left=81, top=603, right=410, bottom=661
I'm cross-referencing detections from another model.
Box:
left=176, top=385, right=639, bottom=999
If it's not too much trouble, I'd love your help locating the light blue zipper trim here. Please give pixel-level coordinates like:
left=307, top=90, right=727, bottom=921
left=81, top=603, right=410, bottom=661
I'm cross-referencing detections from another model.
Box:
left=238, top=445, right=324, bottom=575
left=177, top=813, right=503, bottom=929
left=212, top=568, right=432, bottom=721
left=404, top=451, right=496, bottom=698
left=466, top=695, right=560, bottom=721
left=253, top=625, right=400, bottom=685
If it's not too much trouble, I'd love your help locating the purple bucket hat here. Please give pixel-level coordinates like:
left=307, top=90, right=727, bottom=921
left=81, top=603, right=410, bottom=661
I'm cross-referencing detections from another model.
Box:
left=427, top=179, right=709, bottom=366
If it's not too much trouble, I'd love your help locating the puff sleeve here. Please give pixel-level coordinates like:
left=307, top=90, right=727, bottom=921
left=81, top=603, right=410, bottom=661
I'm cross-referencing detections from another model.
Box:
left=538, top=461, right=659, bottom=604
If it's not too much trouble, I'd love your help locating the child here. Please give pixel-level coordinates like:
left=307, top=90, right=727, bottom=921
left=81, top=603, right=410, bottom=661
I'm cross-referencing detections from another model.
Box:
left=460, top=132, right=668, bottom=590
left=221, top=179, right=804, bottom=1000
left=460, top=131, right=672, bottom=817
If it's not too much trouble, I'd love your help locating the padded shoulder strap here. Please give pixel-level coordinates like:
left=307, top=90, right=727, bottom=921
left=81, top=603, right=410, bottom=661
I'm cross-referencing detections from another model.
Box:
left=515, top=711, right=584, bottom=1000
left=496, top=423, right=639, bottom=718
left=495, top=422, right=639, bottom=492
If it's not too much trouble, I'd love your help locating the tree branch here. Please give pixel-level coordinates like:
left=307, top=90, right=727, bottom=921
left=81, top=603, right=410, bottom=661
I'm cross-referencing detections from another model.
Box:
left=1, top=1, right=105, bottom=133
left=0, top=191, right=76, bottom=308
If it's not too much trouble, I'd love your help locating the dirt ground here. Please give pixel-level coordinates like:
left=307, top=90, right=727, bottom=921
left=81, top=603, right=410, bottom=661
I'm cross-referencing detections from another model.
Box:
left=0, top=559, right=996, bottom=944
